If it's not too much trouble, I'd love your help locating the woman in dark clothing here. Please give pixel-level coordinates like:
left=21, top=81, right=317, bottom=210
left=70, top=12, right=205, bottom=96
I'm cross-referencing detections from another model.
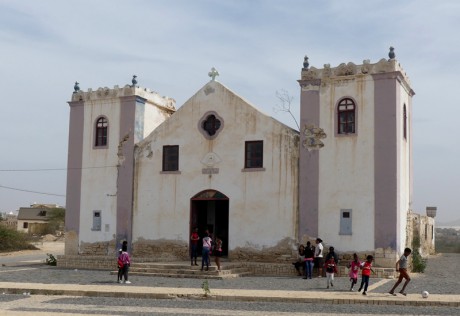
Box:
left=303, top=241, right=315, bottom=279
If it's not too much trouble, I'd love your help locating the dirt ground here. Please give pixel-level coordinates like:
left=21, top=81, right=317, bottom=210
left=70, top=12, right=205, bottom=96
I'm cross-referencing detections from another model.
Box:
left=0, top=240, right=64, bottom=258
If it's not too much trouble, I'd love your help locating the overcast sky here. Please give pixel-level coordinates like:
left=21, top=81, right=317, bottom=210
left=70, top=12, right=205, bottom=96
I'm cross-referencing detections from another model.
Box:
left=0, top=0, right=458, bottom=222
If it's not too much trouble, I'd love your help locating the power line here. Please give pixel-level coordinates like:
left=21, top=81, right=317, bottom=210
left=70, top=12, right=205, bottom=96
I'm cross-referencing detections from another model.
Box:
left=0, top=185, right=65, bottom=197
left=0, top=166, right=117, bottom=172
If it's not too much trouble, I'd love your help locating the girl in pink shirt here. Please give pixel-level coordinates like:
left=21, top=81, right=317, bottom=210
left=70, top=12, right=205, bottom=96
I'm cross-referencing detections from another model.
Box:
left=348, top=253, right=361, bottom=291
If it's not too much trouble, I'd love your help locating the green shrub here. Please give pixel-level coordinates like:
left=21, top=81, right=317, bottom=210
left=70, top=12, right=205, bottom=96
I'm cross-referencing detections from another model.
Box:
left=411, top=236, right=426, bottom=273
left=0, top=226, right=38, bottom=252
left=201, top=280, right=211, bottom=296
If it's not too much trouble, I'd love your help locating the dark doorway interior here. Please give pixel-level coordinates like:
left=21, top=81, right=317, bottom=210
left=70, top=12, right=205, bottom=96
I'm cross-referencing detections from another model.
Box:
left=190, top=191, right=229, bottom=256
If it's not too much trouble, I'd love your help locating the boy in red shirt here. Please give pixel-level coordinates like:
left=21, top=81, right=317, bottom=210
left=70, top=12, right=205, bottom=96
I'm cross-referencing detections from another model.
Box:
left=190, top=228, right=199, bottom=266
left=358, top=255, right=375, bottom=295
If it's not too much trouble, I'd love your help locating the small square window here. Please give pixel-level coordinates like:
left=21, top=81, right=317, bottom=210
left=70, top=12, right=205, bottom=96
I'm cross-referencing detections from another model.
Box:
left=339, top=209, right=352, bottom=235
left=23, top=222, right=28, bottom=229
left=92, top=211, right=101, bottom=231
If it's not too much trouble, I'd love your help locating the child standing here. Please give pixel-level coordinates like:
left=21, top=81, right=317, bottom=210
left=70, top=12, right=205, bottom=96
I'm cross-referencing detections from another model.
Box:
left=117, top=249, right=123, bottom=283
left=324, top=257, right=338, bottom=289
left=119, top=246, right=131, bottom=284
left=388, top=248, right=412, bottom=296
left=358, top=255, right=375, bottom=295
left=348, top=253, right=361, bottom=291
left=214, top=236, right=223, bottom=272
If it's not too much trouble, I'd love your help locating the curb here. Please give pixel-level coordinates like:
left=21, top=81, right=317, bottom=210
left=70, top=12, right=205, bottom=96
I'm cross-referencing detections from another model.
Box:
left=0, top=283, right=458, bottom=307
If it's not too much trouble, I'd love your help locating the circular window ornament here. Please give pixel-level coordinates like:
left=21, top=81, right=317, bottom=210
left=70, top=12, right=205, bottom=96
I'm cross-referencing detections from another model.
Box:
left=198, top=111, right=224, bottom=140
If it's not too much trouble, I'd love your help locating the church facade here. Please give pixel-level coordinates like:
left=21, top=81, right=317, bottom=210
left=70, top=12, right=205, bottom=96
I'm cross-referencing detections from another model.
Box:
left=63, top=52, right=433, bottom=269
left=64, top=80, right=299, bottom=262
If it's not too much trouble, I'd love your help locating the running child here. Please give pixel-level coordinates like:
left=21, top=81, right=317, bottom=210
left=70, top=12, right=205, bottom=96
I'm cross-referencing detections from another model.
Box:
left=348, top=253, right=361, bottom=291
left=388, top=247, right=412, bottom=296
left=358, top=255, right=375, bottom=295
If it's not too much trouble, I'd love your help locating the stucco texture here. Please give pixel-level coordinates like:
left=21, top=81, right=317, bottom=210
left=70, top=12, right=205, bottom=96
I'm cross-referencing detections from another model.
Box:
left=133, top=81, right=299, bottom=258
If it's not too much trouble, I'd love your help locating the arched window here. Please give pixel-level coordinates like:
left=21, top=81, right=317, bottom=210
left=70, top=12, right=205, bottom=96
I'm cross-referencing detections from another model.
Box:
left=95, top=117, right=108, bottom=147
left=338, top=98, right=356, bottom=134
left=403, top=104, right=407, bottom=140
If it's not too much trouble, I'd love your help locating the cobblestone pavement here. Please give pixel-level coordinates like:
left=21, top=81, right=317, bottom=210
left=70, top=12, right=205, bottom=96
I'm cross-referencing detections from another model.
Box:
left=0, top=253, right=459, bottom=295
left=372, top=253, right=460, bottom=295
left=0, top=253, right=458, bottom=315
left=0, top=295, right=458, bottom=316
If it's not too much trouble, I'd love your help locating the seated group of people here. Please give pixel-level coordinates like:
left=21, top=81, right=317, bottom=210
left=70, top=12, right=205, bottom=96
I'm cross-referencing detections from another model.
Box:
left=292, top=239, right=339, bottom=279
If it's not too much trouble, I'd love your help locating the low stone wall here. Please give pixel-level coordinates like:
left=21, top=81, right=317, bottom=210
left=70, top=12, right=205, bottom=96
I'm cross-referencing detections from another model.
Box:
left=57, top=255, right=115, bottom=270
left=57, top=255, right=397, bottom=278
left=132, top=239, right=189, bottom=261
left=236, top=262, right=396, bottom=278
left=80, top=240, right=117, bottom=256
left=228, top=237, right=298, bottom=263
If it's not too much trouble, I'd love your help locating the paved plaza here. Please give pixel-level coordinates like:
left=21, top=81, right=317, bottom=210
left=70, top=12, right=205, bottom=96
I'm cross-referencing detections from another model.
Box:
left=0, top=251, right=459, bottom=315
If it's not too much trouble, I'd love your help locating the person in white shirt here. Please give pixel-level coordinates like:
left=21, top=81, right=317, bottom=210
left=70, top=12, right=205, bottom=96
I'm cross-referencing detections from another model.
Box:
left=314, top=238, right=324, bottom=277
left=201, top=232, right=213, bottom=271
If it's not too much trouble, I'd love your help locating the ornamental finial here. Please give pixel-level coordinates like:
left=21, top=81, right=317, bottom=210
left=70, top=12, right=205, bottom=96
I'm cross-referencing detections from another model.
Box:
left=303, top=55, right=309, bottom=70
left=73, top=81, right=80, bottom=93
left=208, top=67, right=219, bottom=81
left=131, top=75, right=138, bottom=87
left=389, top=46, right=395, bottom=60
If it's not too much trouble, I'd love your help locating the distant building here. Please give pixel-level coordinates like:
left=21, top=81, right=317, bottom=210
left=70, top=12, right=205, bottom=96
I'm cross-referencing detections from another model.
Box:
left=17, top=204, right=62, bottom=234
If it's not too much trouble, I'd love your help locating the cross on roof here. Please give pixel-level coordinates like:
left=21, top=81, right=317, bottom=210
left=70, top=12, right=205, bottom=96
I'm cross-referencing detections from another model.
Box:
left=208, top=67, right=219, bottom=81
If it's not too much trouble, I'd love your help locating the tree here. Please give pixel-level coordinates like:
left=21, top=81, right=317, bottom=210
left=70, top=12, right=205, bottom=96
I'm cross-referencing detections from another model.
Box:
left=274, top=89, right=299, bottom=130
left=46, top=207, right=65, bottom=233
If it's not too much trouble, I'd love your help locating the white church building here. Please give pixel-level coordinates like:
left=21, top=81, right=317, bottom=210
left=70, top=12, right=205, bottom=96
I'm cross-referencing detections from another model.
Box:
left=62, top=50, right=434, bottom=269
left=64, top=75, right=299, bottom=263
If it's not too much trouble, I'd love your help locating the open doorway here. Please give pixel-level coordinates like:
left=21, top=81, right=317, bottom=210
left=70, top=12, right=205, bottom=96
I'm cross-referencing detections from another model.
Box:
left=190, top=190, right=229, bottom=256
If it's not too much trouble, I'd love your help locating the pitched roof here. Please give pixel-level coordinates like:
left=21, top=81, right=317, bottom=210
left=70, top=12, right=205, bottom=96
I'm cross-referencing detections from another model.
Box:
left=17, top=207, right=51, bottom=221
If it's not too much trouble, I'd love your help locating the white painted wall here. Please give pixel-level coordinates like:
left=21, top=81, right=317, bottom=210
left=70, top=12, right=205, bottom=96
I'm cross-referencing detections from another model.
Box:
left=318, top=76, right=375, bottom=251
left=79, top=99, right=120, bottom=243
left=133, top=81, right=299, bottom=250
left=397, top=84, right=413, bottom=253
left=143, top=102, right=171, bottom=139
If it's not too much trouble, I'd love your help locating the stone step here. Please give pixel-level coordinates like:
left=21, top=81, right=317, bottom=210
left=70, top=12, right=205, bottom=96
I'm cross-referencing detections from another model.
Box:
left=129, top=267, right=250, bottom=275
left=111, top=262, right=251, bottom=279
left=117, top=271, right=252, bottom=280
left=131, top=263, right=241, bottom=271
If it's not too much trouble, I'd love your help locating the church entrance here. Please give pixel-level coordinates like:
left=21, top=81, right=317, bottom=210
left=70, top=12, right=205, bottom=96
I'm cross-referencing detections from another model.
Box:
left=190, top=190, right=229, bottom=256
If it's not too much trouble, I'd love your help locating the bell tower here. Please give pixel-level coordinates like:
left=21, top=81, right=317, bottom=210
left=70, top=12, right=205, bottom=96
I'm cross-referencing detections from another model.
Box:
left=298, top=49, right=415, bottom=264
left=65, top=77, right=175, bottom=255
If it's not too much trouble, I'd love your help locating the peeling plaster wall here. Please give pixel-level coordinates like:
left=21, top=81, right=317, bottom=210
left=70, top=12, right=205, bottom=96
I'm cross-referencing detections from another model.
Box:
left=133, top=81, right=299, bottom=259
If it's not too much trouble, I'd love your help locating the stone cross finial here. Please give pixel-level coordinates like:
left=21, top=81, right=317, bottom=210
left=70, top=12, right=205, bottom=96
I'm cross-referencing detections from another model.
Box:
left=73, top=81, right=80, bottom=93
left=208, top=67, right=219, bottom=81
